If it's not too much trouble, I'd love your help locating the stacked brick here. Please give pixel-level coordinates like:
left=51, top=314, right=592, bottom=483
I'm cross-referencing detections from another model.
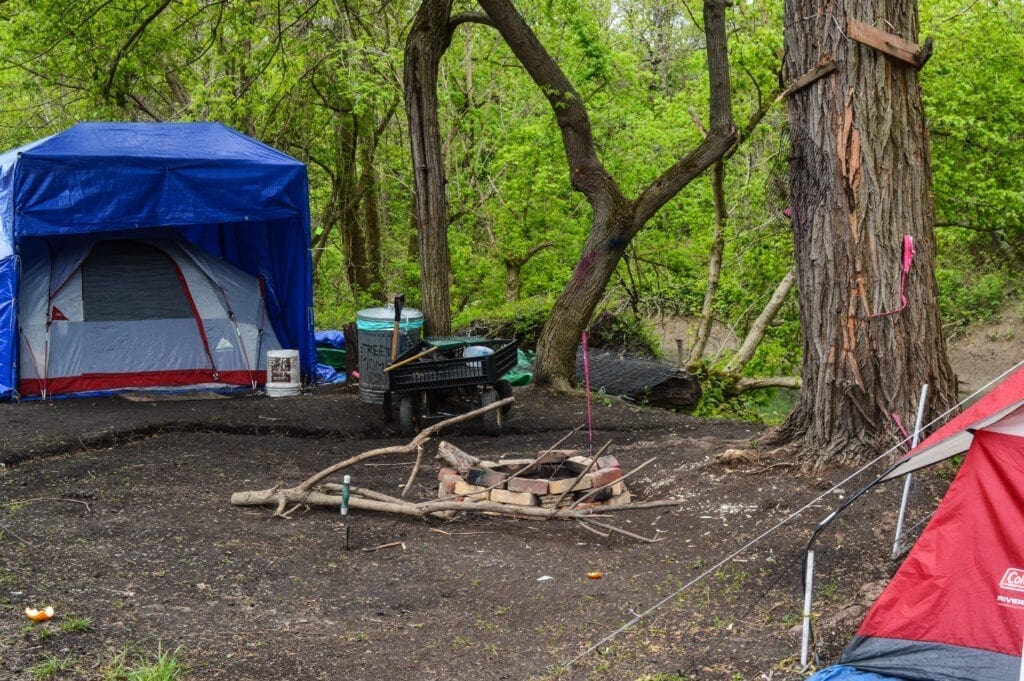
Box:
left=437, top=449, right=630, bottom=509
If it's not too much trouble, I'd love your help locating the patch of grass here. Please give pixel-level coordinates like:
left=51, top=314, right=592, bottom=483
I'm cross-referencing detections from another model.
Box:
left=29, top=654, right=72, bottom=678
left=58, top=614, right=93, bottom=634
left=102, top=644, right=186, bottom=681
left=819, top=580, right=839, bottom=601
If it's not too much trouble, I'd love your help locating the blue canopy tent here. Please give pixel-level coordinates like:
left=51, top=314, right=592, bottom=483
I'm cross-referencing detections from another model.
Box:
left=0, top=122, right=315, bottom=398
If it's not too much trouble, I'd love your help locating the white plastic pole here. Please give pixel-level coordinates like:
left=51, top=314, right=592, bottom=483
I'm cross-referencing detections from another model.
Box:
left=1019, top=630, right=1024, bottom=681
left=1018, top=629, right=1024, bottom=681
left=341, top=474, right=351, bottom=550
left=800, top=549, right=815, bottom=669
left=892, top=384, right=929, bottom=559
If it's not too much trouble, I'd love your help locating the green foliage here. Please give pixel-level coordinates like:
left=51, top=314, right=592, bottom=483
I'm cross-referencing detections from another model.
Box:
left=934, top=226, right=1016, bottom=332
left=457, top=296, right=555, bottom=347
left=936, top=267, right=1011, bottom=331
left=689, top=363, right=795, bottom=425
left=923, top=1, right=1024, bottom=224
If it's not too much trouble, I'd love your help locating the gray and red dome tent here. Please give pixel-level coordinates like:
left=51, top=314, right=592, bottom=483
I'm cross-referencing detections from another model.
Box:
left=0, top=122, right=315, bottom=398
left=810, top=362, right=1024, bottom=681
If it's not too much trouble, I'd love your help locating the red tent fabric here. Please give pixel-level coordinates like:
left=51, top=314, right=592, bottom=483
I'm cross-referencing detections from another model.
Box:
left=881, top=362, right=1024, bottom=481
left=839, top=424, right=1024, bottom=679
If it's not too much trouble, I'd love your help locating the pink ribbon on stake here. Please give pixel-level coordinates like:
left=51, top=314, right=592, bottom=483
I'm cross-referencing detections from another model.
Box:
left=582, top=331, right=594, bottom=455
left=872, top=235, right=915, bottom=318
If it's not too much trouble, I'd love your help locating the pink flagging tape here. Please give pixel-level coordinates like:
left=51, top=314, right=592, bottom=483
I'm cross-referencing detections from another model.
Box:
left=872, top=234, right=915, bottom=318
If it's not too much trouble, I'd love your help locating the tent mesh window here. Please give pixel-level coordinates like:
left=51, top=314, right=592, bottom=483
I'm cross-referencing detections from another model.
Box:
left=82, top=241, right=194, bottom=322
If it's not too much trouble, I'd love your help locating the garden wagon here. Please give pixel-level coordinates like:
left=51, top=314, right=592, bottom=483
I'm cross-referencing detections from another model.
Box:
left=384, top=338, right=517, bottom=436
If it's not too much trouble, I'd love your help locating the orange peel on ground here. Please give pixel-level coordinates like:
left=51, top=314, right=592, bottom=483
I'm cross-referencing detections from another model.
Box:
left=24, top=606, right=54, bottom=622
left=586, top=571, right=603, bottom=580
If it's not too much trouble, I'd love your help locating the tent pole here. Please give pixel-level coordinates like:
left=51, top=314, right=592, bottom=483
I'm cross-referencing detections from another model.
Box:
left=800, top=549, right=815, bottom=669
left=892, top=384, right=929, bottom=559
left=1019, top=629, right=1024, bottom=681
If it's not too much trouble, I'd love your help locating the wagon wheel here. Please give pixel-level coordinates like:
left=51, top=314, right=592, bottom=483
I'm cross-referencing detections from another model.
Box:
left=481, top=387, right=503, bottom=436
left=494, top=379, right=514, bottom=416
left=398, top=395, right=419, bottom=437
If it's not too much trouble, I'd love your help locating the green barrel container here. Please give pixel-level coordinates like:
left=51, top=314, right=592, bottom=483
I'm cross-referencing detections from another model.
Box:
left=356, top=305, right=424, bottom=404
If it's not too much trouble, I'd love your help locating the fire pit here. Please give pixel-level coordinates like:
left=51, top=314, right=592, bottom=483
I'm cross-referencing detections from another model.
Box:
left=437, top=448, right=629, bottom=509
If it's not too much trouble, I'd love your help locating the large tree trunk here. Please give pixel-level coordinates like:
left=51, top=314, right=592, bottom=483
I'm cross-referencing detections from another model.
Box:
left=770, top=0, right=956, bottom=466
left=404, top=0, right=455, bottom=337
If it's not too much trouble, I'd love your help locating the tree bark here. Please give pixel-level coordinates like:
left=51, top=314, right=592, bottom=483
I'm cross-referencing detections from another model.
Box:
left=770, top=0, right=957, bottom=466
left=477, top=0, right=736, bottom=390
left=404, top=0, right=456, bottom=337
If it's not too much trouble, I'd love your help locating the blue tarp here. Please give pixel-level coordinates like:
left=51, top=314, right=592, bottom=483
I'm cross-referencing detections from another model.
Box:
left=807, top=665, right=907, bottom=681
left=0, top=122, right=315, bottom=398
left=315, top=329, right=346, bottom=349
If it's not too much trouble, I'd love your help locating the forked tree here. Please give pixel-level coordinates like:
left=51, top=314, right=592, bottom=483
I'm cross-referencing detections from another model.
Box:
left=765, top=0, right=957, bottom=466
left=474, top=0, right=737, bottom=389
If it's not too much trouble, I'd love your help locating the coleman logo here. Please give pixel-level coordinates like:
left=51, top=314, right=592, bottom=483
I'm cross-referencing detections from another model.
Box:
left=1000, top=568, right=1024, bottom=592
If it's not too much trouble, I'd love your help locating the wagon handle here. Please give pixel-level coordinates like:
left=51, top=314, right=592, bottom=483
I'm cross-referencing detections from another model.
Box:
left=390, top=294, right=405, bottom=362
left=385, top=345, right=437, bottom=373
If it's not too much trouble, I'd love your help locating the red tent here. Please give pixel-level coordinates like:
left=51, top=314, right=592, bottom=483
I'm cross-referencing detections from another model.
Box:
left=822, top=362, right=1024, bottom=680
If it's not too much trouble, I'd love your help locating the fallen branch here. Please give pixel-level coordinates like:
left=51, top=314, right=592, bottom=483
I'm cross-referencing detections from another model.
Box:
left=401, top=444, right=425, bottom=498
left=323, top=484, right=406, bottom=505
left=297, top=396, right=513, bottom=491
left=7, top=497, right=93, bottom=513
left=577, top=520, right=611, bottom=538
left=745, top=461, right=800, bottom=475
left=234, top=488, right=633, bottom=521
left=579, top=519, right=664, bottom=543
left=735, top=376, right=801, bottom=392
left=541, top=425, right=584, bottom=454
left=362, top=541, right=406, bottom=552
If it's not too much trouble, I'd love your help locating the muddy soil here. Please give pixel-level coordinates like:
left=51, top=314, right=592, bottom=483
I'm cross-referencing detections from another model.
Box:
left=0, top=384, right=950, bottom=680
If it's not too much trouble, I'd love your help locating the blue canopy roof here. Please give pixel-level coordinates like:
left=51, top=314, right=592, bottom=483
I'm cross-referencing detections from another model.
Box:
left=0, top=122, right=315, bottom=396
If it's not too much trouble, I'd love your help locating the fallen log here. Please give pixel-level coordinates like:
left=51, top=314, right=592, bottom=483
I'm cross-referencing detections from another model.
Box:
left=230, top=488, right=683, bottom=520
left=435, top=440, right=480, bottom=473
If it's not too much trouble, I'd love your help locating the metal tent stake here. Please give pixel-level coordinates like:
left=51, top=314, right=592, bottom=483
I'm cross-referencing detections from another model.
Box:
left=892, top=384, right=929, bottom=559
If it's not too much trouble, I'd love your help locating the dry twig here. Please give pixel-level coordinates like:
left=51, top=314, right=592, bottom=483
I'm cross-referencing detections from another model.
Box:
left=361, top=541, right=406, bottom=553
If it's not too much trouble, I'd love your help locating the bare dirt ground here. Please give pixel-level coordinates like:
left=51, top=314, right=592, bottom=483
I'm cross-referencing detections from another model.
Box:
left=0, top=379, right=959, bottom=681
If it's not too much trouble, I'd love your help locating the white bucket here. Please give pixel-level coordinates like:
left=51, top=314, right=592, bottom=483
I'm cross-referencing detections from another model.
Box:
left=463, top=345, right=493, bottom=369
left=266, top=349, right=301, bottom=397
